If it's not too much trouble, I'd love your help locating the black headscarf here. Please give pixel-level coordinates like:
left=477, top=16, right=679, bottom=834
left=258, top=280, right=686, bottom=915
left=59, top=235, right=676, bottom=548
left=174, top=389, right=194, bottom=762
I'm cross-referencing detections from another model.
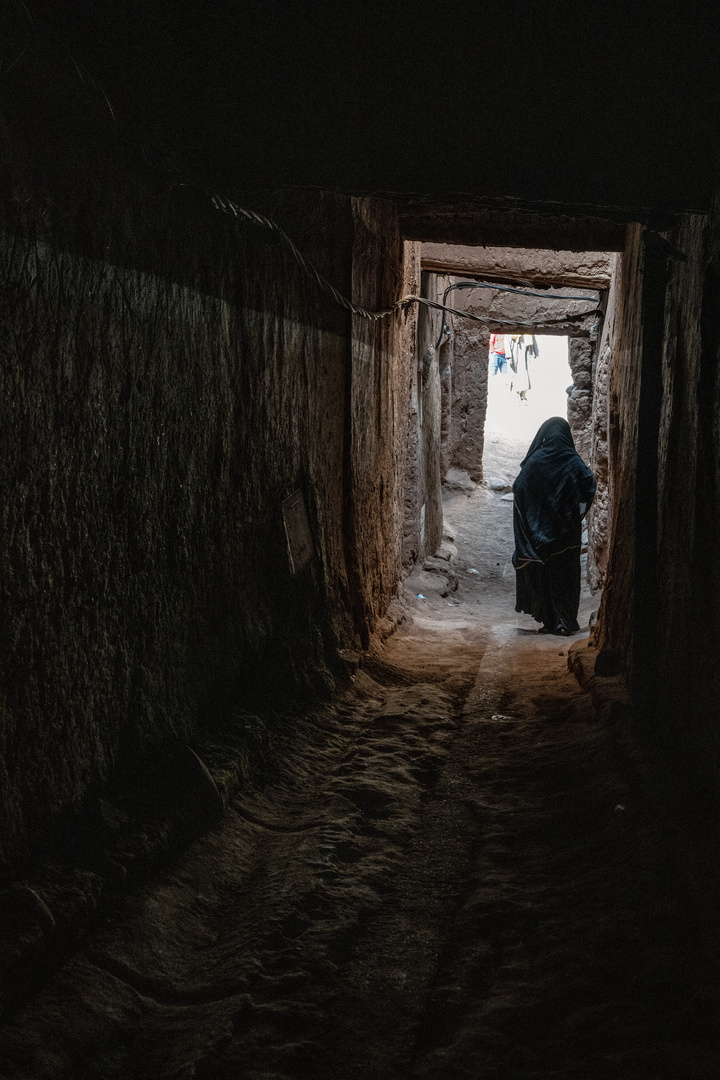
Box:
left=512, top=417, right=596, bottom=568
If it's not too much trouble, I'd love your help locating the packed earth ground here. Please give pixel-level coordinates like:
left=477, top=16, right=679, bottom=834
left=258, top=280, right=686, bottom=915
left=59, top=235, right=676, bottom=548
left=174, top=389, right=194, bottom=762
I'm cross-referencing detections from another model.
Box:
left=1, top=373, right=718, bottom=1079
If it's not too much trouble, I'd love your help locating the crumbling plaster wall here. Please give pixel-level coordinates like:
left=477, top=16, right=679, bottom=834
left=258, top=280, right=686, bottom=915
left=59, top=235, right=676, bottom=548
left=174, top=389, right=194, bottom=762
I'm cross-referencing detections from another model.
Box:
left=0, top=142, right=415, bottom=879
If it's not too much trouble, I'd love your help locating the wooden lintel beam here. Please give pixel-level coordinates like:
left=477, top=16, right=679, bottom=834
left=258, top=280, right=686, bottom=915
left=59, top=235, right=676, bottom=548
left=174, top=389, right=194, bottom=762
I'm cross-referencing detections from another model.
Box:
left=420, top=260, right=609, bottom=291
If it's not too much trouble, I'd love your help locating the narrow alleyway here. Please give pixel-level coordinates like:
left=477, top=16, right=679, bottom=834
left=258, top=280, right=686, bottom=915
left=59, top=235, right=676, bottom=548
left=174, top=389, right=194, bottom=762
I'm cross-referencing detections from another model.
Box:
left=1, top=427, right=718, bottom=1080
left=3, top=7, right=720, bottom=1079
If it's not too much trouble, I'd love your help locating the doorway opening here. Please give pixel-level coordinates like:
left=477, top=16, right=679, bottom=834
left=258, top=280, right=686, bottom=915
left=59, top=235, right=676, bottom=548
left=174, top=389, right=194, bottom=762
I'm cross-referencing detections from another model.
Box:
left=485, top=334, right=571, bottom=447
left=402, top=243, right=618, bottom=631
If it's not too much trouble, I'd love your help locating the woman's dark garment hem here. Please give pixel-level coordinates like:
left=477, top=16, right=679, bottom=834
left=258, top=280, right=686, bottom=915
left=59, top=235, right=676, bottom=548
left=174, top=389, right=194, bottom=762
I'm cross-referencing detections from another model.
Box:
left=515, top=546, right=582, bottom=633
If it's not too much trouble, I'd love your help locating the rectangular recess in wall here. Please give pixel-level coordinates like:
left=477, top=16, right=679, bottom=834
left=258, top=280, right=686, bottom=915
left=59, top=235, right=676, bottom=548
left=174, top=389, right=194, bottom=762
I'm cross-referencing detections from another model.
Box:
left=282, top=489, right=316, bottom=574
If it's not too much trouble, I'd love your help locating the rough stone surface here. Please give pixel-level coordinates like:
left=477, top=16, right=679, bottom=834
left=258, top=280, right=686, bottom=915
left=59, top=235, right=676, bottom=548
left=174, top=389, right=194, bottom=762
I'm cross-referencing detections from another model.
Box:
left=422, top=244, right=615, bottom=289
left=587, top=253, right=622, bottom=592
left=449, top=327, right=489, bottom=482
left=443, top=468, right=476, bottom=492
left=455, top=280, right=599, bottom=337
left=439, top=340, right=454, bottom=478
left=568, top=336, right=596, bottom=461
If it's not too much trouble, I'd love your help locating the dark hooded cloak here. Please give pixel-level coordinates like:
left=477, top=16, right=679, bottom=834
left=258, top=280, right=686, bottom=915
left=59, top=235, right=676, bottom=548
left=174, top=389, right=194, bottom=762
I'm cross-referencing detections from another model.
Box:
left=512, top=417, right=596, bottom=633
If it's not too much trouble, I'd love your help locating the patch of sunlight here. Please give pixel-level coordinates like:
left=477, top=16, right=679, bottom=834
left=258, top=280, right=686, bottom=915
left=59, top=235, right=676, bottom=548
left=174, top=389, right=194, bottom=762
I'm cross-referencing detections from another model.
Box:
left=485, top=335, right=572, bottom=444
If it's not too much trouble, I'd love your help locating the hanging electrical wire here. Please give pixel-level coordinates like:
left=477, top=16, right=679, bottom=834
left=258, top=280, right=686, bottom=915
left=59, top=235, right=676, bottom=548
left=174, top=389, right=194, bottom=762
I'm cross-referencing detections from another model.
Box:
left=434, top=280, right=600, bottom=349
left=209, top=193, right=601, bottom=330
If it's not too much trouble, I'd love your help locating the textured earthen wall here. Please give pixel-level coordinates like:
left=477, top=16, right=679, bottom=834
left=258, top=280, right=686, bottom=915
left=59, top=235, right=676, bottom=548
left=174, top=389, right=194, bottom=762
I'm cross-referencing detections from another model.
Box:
left=587, top=254, right=622, bottom=592
left=567, top=338, right=594, bottom=461
left=594, top=225, right=644, bottom=670
left=0, top=146, right=415, bottom=878
left=455, top=281, right=599, bottom=335
left=405, top=210, right=627, bottom=253
left=654, top=212, right=720, bottom=789
left=449, top=324, right=489, bottom=483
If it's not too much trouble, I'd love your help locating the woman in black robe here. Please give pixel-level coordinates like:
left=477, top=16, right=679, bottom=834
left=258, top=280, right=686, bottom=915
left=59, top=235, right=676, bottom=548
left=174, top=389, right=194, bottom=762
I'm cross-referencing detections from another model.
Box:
left=512, top=417, right=596, bottom=636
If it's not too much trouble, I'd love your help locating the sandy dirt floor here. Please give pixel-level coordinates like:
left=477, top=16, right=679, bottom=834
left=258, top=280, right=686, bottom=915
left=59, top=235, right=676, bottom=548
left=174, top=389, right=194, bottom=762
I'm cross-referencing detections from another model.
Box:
left=1, top=406, right=718, bottom=1079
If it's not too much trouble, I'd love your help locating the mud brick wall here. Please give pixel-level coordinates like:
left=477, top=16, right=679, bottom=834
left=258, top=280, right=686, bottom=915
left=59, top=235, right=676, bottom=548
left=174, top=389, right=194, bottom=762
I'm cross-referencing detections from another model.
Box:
left=448, top=323, right=489, bottom=483
left=567, top=338, right=594, bottom=462
left=0, top=142, right=415, bottom=878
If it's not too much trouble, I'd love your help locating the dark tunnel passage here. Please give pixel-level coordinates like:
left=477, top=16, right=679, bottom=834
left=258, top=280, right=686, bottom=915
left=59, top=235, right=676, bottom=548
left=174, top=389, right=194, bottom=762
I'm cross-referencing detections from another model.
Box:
left=2, top=3, right=720, bottom=1078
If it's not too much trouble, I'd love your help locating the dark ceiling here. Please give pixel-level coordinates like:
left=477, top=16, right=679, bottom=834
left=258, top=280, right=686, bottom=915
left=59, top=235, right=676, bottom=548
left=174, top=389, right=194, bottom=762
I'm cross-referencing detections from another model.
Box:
left=4, top=0, right=719, bottom=214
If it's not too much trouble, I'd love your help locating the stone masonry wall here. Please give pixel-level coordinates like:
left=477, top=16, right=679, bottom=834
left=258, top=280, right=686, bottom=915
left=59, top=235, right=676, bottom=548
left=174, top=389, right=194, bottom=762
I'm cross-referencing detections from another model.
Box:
left=449, top=322, right=489, bottom=483
left=567, top=338, right=594, bottom=462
